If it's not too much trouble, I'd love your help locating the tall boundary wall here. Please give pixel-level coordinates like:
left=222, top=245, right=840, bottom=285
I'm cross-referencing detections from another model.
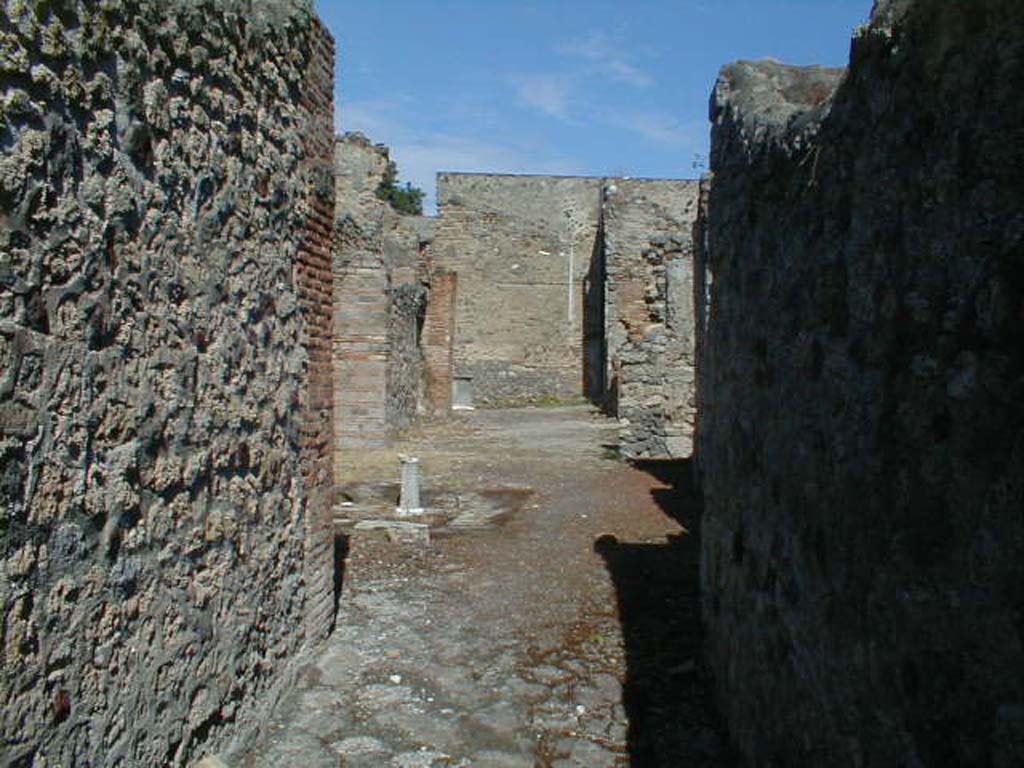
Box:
left=697, top=1, right=1024, bottom=764
left=433, top=173, right=603, bottom=408
left=0, top=2, right=335, bottom=765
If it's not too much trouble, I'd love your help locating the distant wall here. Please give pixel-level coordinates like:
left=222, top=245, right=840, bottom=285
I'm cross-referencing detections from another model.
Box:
left=603, top=179, right=700, bottom=458
left=384, top=217, right=433, bottom=430
left=434, top=174, right=603, bottom=407
left=333, top=134, right=391, bottom=451
left=433, top=172, right=699, bottom=457
left=697, top=1, right=1024, bottom=765
left=0, top=2, right=335, bottom=765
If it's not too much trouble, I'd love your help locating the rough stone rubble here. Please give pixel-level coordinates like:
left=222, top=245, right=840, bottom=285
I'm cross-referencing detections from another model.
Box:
left=3, top=0, right=1023, bottom=765
left=697, top=1, right=1024, bottom=765
left=1, top=1, right=335, bottom=765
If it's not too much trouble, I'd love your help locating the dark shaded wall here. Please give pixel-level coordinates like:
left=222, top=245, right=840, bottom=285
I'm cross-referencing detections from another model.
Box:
left=421, top=267, right=456, bottom=415
left=0, top=2, right=335, bottom=765
left=697, top=1, right=1024, bottom=765
left=387, top=282, right=427, bottom=430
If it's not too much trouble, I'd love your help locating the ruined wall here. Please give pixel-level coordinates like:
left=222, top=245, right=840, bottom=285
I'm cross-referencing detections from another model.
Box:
left=333, top=133, right=434, bottom=455
left=434, top=173, right=603, bottom=407
left=603, top=179, right=700, bottom=458
left=698, top=2, right=1024, bottom=765
left=384, top=216, right=433, bottom=430
left=386, top=283, right=426, bottom=430
left=432, top=171, right=699, bottom=442
left=333, top=135, right=391, bottom=451
left=0, top=2, right=335, bottom=765
left=421, top=268, right=456, bottom=414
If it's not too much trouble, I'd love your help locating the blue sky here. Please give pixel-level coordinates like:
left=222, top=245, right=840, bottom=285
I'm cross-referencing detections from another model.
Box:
left=315, top=0, right=873, bottom=214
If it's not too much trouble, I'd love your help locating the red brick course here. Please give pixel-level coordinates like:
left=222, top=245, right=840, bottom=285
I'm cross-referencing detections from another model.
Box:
left=423, top=269, right=457, bottom=414
left=297, top=18, right=337, bottom=642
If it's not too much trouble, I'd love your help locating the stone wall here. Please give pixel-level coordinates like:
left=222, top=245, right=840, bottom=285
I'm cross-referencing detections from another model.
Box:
left=697, top=1, right=1024, bottom=765
left=0, top=2, right=335, bottom=765
left=603, top=179, right=700, bottom=458
left=332, top=133, right=434, bottom=456
left=384, top=216, right=433, bottom=430
left=386, top=283, right=426, bottom=431
left=333, top=135, right=390, bottom=452
left=433, top=173, right=603, bottom=407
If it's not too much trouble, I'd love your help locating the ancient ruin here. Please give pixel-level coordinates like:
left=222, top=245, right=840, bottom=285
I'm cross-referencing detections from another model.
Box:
left=1, top=2, right=335, bottom=764
left=2, top=0, right=1022, bottom=766
left=332, top=133, right=441, bottom=454
left=696, top=2, right=1024, bottom=764
left=430, top=172, right=699, bottom=457
left=331, top=151, right=700, bottom=460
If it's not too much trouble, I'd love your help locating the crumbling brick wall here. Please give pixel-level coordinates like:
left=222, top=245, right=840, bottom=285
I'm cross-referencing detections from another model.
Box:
left=333, top=133, right=435, bottom=454
left=333, top=135, right=391, bottom=452
left=0, top=1, right=334, bottom=764
left=697, top=1, right=1024, bottom=764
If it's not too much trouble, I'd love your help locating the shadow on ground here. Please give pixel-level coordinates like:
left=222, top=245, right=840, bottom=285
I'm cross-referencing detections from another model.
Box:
left=331, top=533, right=350, bottom=633
left=595, top=459, right=735, bottom=767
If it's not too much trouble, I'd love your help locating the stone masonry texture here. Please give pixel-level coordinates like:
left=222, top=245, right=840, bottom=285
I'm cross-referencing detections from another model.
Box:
left=386, top=281, right=427, bottom=431
left=0, top=2, right=335, bottom=765
left=697, top=1, right=1024, bottom=765
left=434, top=173, right=603, bottom=408
left=603, top=178, right=700, bottom=459
left=333, top=134, right=391, bottom=451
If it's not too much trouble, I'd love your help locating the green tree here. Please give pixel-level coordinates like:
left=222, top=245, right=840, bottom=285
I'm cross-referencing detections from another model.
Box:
left=376, top=160, right=425, bottom=216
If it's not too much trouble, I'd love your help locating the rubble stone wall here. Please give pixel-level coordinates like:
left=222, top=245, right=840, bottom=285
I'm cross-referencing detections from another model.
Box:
left=384, top=215, right=433, bottom=430
left=386, top=282, right=426, bottom=430
left=698, top=2, right=1024, bottom=765
left=603, top=179, right=700, bottom=458
left=0, top=2, right=335, bottom=765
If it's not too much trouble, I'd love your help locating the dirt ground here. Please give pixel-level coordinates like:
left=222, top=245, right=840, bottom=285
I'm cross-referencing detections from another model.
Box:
left=234, top=406, right=733, bottom=767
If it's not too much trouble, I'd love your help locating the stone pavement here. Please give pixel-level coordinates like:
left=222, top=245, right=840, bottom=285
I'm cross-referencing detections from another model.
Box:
left=231, top=407, right=732, bottom=767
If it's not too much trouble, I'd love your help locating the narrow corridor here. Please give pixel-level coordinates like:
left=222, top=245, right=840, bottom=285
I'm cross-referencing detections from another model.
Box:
left=238, top=407, right=731, bottom=767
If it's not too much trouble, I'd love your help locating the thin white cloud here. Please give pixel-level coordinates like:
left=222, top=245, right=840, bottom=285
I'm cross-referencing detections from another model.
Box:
left=397, top=134, right=585, bottom=213
left=336, top=99, right=584, bottom=214
left=614, top=112, right=705, bottom=147
left=509, top=73, right=573, bottom=121
left=557, top=31, right=653, bottom=88
left=336, top=96, right=416, bottom=136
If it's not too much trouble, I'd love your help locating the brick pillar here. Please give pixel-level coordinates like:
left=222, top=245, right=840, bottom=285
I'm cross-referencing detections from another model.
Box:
left=333, top=257, right=391, bottom=458
left=423, top=269, right=457, bottom=414
left=296, top=18, right=336, bottom=643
